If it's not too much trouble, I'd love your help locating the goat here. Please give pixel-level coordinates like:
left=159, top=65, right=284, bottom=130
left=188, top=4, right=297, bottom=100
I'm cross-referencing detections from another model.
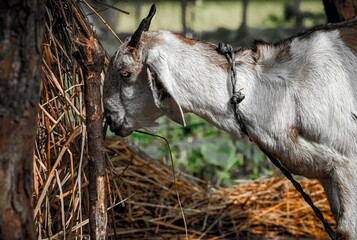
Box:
left=104, top=5, right=357, bottom=239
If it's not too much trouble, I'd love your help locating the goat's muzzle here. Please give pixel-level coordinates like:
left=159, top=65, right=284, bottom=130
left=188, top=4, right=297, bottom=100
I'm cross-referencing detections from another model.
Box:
left=105, top=113, right=133, bottom=137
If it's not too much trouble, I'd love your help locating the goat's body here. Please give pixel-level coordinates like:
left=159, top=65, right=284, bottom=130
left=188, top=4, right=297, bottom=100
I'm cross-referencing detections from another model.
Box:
left=104, top=16, right=357, bottom=238
left=242, top=25, right=357, bottom=236
left=241, top=28, right=357, bottom=179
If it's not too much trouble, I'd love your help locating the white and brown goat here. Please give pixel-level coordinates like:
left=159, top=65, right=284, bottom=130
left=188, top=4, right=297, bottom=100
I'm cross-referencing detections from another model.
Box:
left=104, top=5, right=357, bottom=239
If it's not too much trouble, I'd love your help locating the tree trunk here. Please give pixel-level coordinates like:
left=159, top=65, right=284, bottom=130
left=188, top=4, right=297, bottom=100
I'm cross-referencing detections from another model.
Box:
left=0, top=0, right=45, bottom=239
left=181, top=0, right=188, bottom=36
left=236, top=0, right=249, bottom=42
left=294, top=0, right=303, bottom=30
left=240, top=0, right=249, bottom=31
left=323, top=0, right=357, bottom=23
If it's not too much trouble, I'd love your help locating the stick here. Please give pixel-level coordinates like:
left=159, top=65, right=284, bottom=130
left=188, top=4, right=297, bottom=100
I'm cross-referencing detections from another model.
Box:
left=73, top=37, right=107, bottom=240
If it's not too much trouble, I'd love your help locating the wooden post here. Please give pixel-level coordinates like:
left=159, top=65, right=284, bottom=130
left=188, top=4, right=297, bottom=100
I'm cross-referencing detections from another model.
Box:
left=74, top=37, right=107, bottom=240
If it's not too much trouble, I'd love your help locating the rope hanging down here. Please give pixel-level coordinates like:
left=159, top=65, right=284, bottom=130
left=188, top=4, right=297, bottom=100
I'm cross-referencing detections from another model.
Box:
left=217, top=43, right=336, bottom=240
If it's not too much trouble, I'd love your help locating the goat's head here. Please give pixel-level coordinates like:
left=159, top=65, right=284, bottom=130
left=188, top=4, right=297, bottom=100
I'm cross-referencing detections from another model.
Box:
left=104, top=4, right=185, bottom=137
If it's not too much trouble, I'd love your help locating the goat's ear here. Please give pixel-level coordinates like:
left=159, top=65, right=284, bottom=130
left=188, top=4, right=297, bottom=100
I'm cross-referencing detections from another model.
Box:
left=146, top=64, right=186, bottom=127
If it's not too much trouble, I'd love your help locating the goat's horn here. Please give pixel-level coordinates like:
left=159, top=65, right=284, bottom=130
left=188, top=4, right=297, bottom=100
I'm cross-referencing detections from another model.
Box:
left=128, top=4, right=156, bottom=48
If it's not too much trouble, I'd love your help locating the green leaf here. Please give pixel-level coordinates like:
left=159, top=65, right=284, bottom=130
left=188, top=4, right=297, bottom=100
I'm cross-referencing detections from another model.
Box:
left=200, top=139, right=235, bottom=167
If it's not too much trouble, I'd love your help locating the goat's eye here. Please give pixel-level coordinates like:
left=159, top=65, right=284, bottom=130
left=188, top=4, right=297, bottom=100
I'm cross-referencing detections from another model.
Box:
left=120, top=71, right=131, bottom=79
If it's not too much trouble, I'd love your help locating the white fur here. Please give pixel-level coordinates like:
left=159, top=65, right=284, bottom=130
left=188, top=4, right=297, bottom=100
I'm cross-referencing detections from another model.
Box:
left=104, top=20, right=357, bottom=239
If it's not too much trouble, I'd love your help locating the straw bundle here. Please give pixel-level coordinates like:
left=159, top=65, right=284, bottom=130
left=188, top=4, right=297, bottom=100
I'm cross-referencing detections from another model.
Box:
left=34, top=0, right=334, bottom=239
left=35, top=0, right=97, bottom=238
left=106, top=137, right=335, bottom=239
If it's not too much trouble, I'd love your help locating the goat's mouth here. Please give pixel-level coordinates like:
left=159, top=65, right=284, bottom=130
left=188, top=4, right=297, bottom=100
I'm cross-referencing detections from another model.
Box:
left=114, top=128, right=133, bottom=137
left=110, top=124, right=133, bottom=137
left=105, top=116, right=134, bottom=137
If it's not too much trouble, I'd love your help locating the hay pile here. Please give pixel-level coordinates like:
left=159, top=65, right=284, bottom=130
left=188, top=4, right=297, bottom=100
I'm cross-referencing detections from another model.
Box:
left=106, top=138, right=335, bottom=239
left=35, top=0, right=98, bottom=238
left=34, top=0, right=334, bottom=239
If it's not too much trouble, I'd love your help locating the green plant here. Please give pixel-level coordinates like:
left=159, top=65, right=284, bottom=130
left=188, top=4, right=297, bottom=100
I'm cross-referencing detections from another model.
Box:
left=126, top=114, right=274, bottom=187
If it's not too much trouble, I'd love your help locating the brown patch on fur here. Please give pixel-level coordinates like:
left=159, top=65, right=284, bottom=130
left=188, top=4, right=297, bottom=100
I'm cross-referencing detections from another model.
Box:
left=239, top=49, right=256, bottom=66
left=274, top=43, right=290, bottom=62
left=340, top=27, right=357, bottom=53
left=127, top=46, right=139, bottom=63
left=174, top=33, right=196, bottom=46
left=249, top=50, right=259, bottom=65
left=253, top=41, right=265, bottom=64
left=195, top=43, right=230, bottom=70
left=212, top=55, right=230, bottom=70
left=140, top=33, right=164, bottom=49
left=251, top=55, right=258, bottom=66
left=290, top=125, right=299, bottom=144
left=254, top=40, right=291, bottom=64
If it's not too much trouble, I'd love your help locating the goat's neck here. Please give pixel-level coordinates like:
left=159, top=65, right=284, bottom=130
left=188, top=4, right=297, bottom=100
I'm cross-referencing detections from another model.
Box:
left=143, top=32, right=256, bottom=136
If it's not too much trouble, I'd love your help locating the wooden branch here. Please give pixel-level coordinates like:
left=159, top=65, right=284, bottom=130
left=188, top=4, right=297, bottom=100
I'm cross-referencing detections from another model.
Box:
left=73, top=37, right=107, bottom=240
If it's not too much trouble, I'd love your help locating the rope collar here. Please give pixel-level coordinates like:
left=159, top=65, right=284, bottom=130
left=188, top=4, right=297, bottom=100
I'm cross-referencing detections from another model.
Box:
left=217, top=43, right=245, bottom=105
left=217, top=43, right=247, bottom=135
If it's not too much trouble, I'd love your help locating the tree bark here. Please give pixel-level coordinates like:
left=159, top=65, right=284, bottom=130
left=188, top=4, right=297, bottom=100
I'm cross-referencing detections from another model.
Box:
left=323, top=0, right=357, bottom=23
left=0, top=0, right=44, bottom=239
left=236, top=0, right=249, bottom=42
left=181, top=0, right=188, bottom=36
left=240, top=0, right=249, bottom=32
left=74, top=37, right=107, bottom=240
left=294, top=0, right=303, bottom=30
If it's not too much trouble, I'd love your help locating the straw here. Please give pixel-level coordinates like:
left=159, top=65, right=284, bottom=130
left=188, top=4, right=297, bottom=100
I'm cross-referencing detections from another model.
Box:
left=105, top=138, right=335, bottom=239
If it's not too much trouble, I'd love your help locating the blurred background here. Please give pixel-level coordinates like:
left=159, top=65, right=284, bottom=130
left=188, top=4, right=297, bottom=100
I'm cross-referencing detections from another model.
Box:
left=82, top=0, right=327, bottom=187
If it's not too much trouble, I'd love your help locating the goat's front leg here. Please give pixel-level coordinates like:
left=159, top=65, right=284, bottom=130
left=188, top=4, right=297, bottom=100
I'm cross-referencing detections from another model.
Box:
left=260, top=139, right=356, bottom=239
left=319, top=178, right=340, bottom=221
left=331, top=165, right=357, bottom=240
left=245, top=121, right=357, bottom=238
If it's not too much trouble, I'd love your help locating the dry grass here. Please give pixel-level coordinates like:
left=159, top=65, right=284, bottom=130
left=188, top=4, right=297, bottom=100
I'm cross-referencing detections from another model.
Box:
left=34, top=0, right=334, bottom=239
left=35, top=0, right=95, bottom=238
left=106, top=138, right=335, bottom=239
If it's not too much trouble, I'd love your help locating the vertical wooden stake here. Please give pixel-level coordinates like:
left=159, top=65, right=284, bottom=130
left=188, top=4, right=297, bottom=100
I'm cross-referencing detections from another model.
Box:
left=74, top=37, right=107, bottom=240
